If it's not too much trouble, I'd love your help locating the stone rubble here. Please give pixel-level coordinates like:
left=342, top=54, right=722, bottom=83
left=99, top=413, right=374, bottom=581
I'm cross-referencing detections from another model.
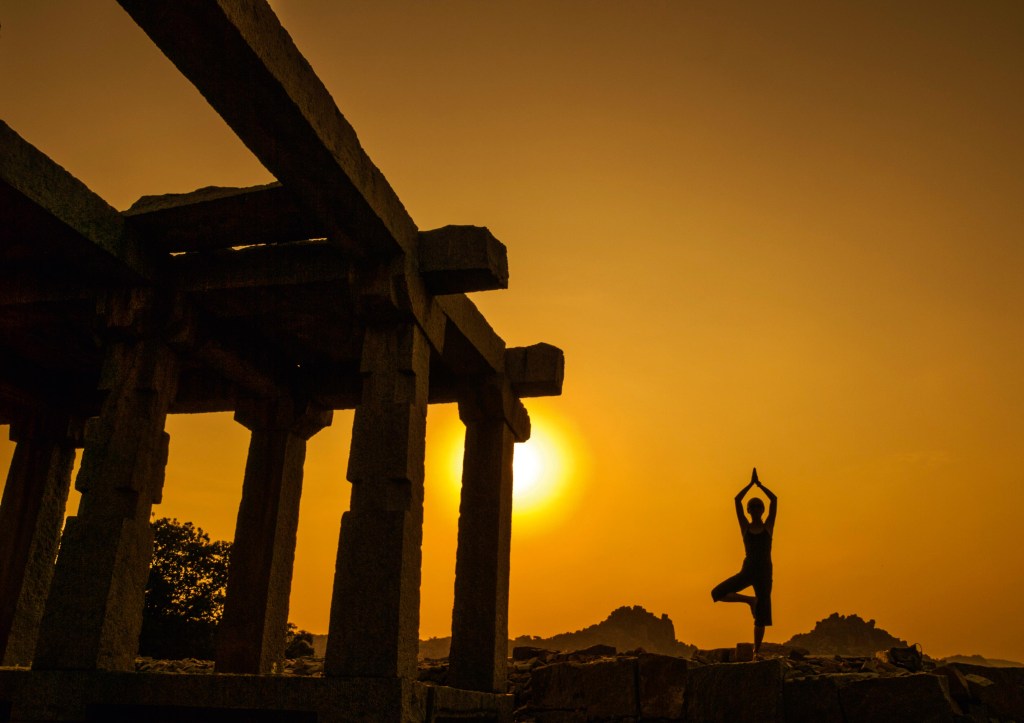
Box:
left=132, top=643, right=1024, bottom=721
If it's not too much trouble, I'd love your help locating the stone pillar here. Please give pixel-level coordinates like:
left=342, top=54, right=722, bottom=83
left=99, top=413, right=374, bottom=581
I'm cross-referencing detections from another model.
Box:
left=33, top=291, right=178, bottom=671
left=448, top=382, right=526, bottom=693
left=0, top=415, right=79, bottom=666
left=324, top=323, right=430, bottom=679
left=215, top=399, right=332, bottom=674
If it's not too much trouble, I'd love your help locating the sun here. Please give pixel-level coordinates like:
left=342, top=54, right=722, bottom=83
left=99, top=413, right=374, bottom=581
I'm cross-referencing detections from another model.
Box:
left=441, top=405, right=585, bottom=532
left=511, top=427, right=565, bottom=516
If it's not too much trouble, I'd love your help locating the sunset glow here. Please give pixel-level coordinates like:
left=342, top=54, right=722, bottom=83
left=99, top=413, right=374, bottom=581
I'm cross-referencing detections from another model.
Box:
left=2, top=1, right=1023, bottom=663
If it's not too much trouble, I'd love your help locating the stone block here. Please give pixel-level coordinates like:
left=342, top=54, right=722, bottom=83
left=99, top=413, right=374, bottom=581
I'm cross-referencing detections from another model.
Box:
left=531, top=658, right=638, bottom=719
left=575, top=644, right=617, bottom=657
left=418, top=225, right=509, bottom=294
left=948, top=663, right=1024, bottom=720
left=931, top=664, right=972, bottom=706
left=513, top=646, right=556, bottom=661
left=684, top=659, right=784, bottom=723
left=505, top=343, right=565, bottom=398
left=534, top=712, right=587, bottom=723
left=428, top=684, right=514, bottom=721
left=734, top=643, right=754, bottom=662
left=696, top=647, right=734, bottom=663
left=637, top=653, right=692, bottom=720
left=783, top=677, right=843, bottom=723
left=838, top=673, right=957, bottom=723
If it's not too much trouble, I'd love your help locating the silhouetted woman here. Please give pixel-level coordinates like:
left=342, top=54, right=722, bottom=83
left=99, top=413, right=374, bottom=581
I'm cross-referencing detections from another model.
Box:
left=711, top=468, right=777, bottom=656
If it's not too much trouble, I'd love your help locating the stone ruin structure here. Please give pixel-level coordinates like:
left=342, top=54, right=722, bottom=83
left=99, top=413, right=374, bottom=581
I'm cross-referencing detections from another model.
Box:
left=0, top=2, right=563, bottom=721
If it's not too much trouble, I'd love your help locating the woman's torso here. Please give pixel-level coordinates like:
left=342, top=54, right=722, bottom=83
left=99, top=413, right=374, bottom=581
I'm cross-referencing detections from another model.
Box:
left=743, top=526, right=773, bottom=570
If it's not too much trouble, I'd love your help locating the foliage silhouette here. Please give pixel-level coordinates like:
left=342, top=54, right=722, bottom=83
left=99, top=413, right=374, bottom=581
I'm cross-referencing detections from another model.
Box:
left=139, top=517, right=231, bottom=660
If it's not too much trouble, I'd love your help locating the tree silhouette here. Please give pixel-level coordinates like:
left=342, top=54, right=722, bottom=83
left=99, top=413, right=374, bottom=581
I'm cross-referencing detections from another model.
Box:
left=139, top=517, right=231, bottom=659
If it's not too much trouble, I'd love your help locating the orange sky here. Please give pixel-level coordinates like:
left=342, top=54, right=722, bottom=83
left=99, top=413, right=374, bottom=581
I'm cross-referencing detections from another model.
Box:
left=2, top=1, right=1023, bottom=661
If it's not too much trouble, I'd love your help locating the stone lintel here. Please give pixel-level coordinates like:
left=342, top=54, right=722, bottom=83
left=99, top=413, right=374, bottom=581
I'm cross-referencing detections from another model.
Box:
left=438, top=295, right=506, bottom=375
left=0, top=276, right=97, bottom=306
left=8, top=415, right=85, bottom=447
left=164, top=303, right=294, bottom=401
left=0, top=356, right=99, bottom=428
left=458, top=379, right=531, bottom=444
left=506, top=343, right=565, bottom=398
left=172, top=239, right=352, bottom=290
left=0, top=121, right=154, bottom=283
left=234, top=397, right=332, bottom=440
left=170, top=240, right=350, bottom=292
left=124, top=183, right=323, bottom=253
left=418, top=226, right=509, bottom=295
left=95, top=290, right=292, bottom=403
left=114, top=1, right=513, bottom=380
left=192, top=343, right=287, bottom=401
left=116, top=0, right=417, bottom=258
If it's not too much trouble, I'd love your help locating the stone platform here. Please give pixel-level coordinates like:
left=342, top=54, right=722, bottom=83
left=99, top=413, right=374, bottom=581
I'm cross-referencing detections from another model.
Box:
left=0, top=669, right=510, bottom=722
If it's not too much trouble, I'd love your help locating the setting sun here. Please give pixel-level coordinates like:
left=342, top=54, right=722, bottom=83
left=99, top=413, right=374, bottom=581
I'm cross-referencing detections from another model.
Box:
left=442, top=405, right=585, bottom=532
left=4, top=1, right=1024, bottom=672
left=512, top=421, right=567, bottom=516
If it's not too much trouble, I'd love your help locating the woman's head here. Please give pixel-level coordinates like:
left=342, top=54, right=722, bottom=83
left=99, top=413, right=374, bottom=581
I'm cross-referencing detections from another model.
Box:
left=747, top=497, right=765, bottom=518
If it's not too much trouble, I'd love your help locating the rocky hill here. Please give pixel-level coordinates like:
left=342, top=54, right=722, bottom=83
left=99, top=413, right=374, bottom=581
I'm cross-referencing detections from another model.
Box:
left=419, top=605, right=695, bottom=659
left=784, top=612, right=908, bottom=657
left=513, top=605, right=695, bottom=658
left=941, top=653, right=1024, bottom=668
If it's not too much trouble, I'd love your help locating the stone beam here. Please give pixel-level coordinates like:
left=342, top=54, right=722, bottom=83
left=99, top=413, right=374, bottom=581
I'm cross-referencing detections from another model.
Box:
left=0, top=122, right=153, bottom=283
left=166, top=303, right=295, bottom=401
left=506, top=343, right=565, bottom=397
left=169, top=370, right=241, bottom=415
left=116, top=0, right=417, bottom=258
left=0, top=355, right=100, bottom=425
left=437, top=296, right=506, bottom=376
left=124, top=183, right=316, bottom=253
left=418, top=226, right=509, bottom=295
left=131, top=186, right=510, bottom=295
left=115, top=3, right=517, bottom=371
left=0, top=277, right=95, bottom=306
left=169, top=241, right=350, bottom=292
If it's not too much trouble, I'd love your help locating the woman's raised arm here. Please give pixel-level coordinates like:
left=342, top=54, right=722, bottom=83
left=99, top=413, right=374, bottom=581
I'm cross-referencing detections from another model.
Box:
left=734, top=477, right=755, bottom=529
left=757, top=479, right=778, bottom=532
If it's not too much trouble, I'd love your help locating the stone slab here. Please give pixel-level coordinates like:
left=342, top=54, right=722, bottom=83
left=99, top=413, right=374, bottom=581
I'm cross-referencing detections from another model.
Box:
left=838, top=674, right=957, bottom=723
left=948, top=663, right=1024, bottom=721
left=783, top=677, right=844, bottom=723
left=637, top=653, right=692, bottom=720
left=530, top=658, right=638, bottom=719
left=0, top=669, right=489, bottom=722
left=685, top=659, right=784, bottom=723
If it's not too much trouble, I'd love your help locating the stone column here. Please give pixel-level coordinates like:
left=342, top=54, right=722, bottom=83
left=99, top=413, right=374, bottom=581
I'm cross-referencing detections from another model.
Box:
left=448, top=382, right=526, bottom=693
left=215, top=400, right=332, bottom=674
left=324, top=323, right=430, bottom=679
left=33, top=291, right=178, bottom=671
left=0, top=415, right=79, bottom=666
